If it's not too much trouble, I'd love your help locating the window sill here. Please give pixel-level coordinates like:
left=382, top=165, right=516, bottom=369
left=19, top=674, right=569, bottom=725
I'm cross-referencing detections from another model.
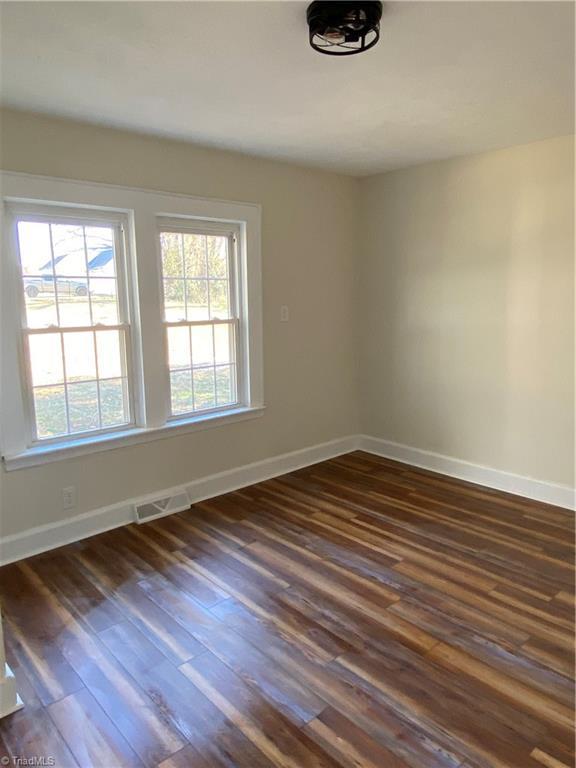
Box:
left=2, top=405, right=265, bottom=471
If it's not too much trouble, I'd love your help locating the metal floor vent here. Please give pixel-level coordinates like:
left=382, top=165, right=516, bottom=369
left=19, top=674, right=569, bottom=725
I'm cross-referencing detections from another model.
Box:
left=134, top=489, right=191, bottom=523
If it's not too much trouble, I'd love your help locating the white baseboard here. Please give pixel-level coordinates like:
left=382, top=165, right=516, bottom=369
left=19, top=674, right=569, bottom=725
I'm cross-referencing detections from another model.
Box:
left=358, top=435, right=575, bottom=511
left=0, top=499, right=135, bottom=567
left=2, top=432, right=573, bottom=566
left=0, top=435, right=359, bottom=566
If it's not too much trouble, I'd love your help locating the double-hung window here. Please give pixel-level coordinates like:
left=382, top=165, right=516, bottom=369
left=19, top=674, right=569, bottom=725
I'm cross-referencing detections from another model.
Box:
left=159, top=221, right=241, bottom=416
left=1, top=173, right=263, bottom=469
left=14, top=210, right=133, bottom=441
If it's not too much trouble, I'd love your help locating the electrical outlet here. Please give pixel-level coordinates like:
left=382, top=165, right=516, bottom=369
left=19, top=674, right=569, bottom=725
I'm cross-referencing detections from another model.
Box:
left=280, top=305, right=290, bottom=322
left=62, top=486, right=77, bottom=511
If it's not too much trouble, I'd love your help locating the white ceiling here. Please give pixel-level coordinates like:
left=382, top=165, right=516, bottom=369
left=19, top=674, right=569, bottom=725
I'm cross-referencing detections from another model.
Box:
left=0, top=1, right=573, bottom=176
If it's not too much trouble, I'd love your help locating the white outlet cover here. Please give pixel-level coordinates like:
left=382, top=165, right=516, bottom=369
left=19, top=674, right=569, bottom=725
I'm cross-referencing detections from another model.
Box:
left=62, top=486, right=76, bottom=510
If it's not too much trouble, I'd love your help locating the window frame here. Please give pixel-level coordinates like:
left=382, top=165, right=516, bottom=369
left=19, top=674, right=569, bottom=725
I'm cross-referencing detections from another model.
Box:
left=157, top=217, right=246, bottom=420
left=1, top=172, right=264, bottom=470
left=8, top=204, right=138, bottom=446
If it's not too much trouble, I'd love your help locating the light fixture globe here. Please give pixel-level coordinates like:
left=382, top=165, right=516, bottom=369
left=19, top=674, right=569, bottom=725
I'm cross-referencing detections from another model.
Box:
left=307, top=1, right=383, bottom=56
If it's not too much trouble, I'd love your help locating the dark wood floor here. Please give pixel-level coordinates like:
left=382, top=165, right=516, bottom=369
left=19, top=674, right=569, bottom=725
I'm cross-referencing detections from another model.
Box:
left=0, top=451, right=574, bottom=768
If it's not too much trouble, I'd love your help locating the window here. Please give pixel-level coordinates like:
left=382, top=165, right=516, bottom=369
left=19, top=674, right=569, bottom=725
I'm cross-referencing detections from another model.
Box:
left=159, top=222, right=240, bottom=416
left=1, top=173, right=263, bottom=469
left=14, top=211, right=132, bottom=441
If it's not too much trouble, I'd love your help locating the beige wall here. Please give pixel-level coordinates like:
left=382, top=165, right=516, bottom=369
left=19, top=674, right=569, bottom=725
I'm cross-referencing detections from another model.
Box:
left=1, top=112, right=573, bottom=542
left=0, top=109, right=359, bottom=537
left=358, top=136, right=574, bottom=487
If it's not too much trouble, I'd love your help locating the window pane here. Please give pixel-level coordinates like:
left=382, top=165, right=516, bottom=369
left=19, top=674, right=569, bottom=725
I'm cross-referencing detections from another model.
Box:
left=57, top=278, right=91, bottom=326
left=215, top=365, right=235, bottom=406
left=24, top=277, right=58, bottom=328
left=16, top=212, right=132, bottom=442
left=52, top=224, right=87, bottom=276
left=86, top=226, right=115, bottom=277
left=63, top=332, right=96, bottom=382
left=99, top=378, right=128, bottom=427
left=167, top=326, right=191, bottom=369
left=34, top=385, right=67, bottom=438
left=163, top=279, right=186, bottom=321
left=214, top=323, right=234, bottom=364
left=68, top=381, right=99, bottom=433
left=90, top=278, right=119, bottom=325
left=183, top=234, right=207, bottom=278
left=191, top=325, right=214, bottom=366
left=170, top=369, right=193, bottom=415
left=160, top=232, right=183, bottom=278
left=96, top=330, right=123, bottom=379
left=209, top=280, right=230, bottom=318
left=193, top=368, right=216, bottom=410
left=207, top=236, right=228, bottom=278
left=17, top=222, right=53, bottom=275
left=29, top=333, right=63, bottom=386
left=186, top=279, right=209, bottom=320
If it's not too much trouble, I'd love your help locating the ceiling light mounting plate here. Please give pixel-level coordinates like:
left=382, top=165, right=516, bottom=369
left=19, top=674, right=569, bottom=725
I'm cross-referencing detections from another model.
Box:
left=307, top=1, right=383, bottom=56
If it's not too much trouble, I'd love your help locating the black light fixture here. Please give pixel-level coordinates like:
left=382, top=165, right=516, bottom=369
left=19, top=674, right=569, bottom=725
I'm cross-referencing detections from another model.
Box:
left=307, top=1, right=383, bottom=56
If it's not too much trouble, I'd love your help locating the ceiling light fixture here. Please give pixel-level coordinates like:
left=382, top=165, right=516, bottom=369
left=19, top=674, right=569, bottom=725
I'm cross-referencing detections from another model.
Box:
left=307, top=1, right=383, bottom=56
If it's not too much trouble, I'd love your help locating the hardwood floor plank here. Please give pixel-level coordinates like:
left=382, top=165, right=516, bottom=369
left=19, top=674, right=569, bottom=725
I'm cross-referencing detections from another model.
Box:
left=304, top=706, right=413, bottom=768
left=99, top=622, right=277, bottom=768
left=0, top=632, right=80, bottom=767
left=262, top=482, right=567, bottom=599
left=170, top=549, right=340, bottom=662
left=388, top=597, right=574, bottom=708
left=125, top=526, right=231, bottom=607
left=0, top=564, right=85, bottom=706
left=211, top=598, right=467, bottom=768
left=333, top=649, right=543, bottom=768
left=136, top=578, right=328, bottom=724
left=68, top=557, right=206, bottom=665
left=48, top=688, right=144, bottom=767
left=393, top=561, right=575, bottom=649
left=530, top=747, right=572, bottom=768
left=0, top=451, right=573, bottom=768
left=241, top=515, right=403, bottom=601
left=1, top=705, right=79, bottom=767
left=180, top=652, right=342, bottom=768
left=521, top=637, right=575, bottom=678
left=245, top=540, right=439, bottom=653
left=30, top=553, right=125, bottom=633
left=426, top=642, right=574, bottom=731
left=157, top=742, right=260, bottom=768
left=14, top=562, right=186, bottom=767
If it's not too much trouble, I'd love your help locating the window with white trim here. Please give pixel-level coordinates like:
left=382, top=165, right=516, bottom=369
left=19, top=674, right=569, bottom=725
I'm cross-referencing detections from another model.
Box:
left=14, top=210, right=133, bottom=441
left=159, top=221, right=240, bottom=416
left=1, top=173, right=263, bottom=469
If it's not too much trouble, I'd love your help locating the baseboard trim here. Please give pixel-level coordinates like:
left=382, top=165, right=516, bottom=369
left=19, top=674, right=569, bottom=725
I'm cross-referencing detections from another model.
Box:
left=0, top=435, right=359, bottom=565
left=2, top=432, right=573, bottom=565
left=358, top=435, right=575, bottom=510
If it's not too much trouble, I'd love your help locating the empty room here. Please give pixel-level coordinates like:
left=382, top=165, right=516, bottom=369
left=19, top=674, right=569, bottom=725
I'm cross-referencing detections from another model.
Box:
left=0, top=1, right=574, bottom=766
